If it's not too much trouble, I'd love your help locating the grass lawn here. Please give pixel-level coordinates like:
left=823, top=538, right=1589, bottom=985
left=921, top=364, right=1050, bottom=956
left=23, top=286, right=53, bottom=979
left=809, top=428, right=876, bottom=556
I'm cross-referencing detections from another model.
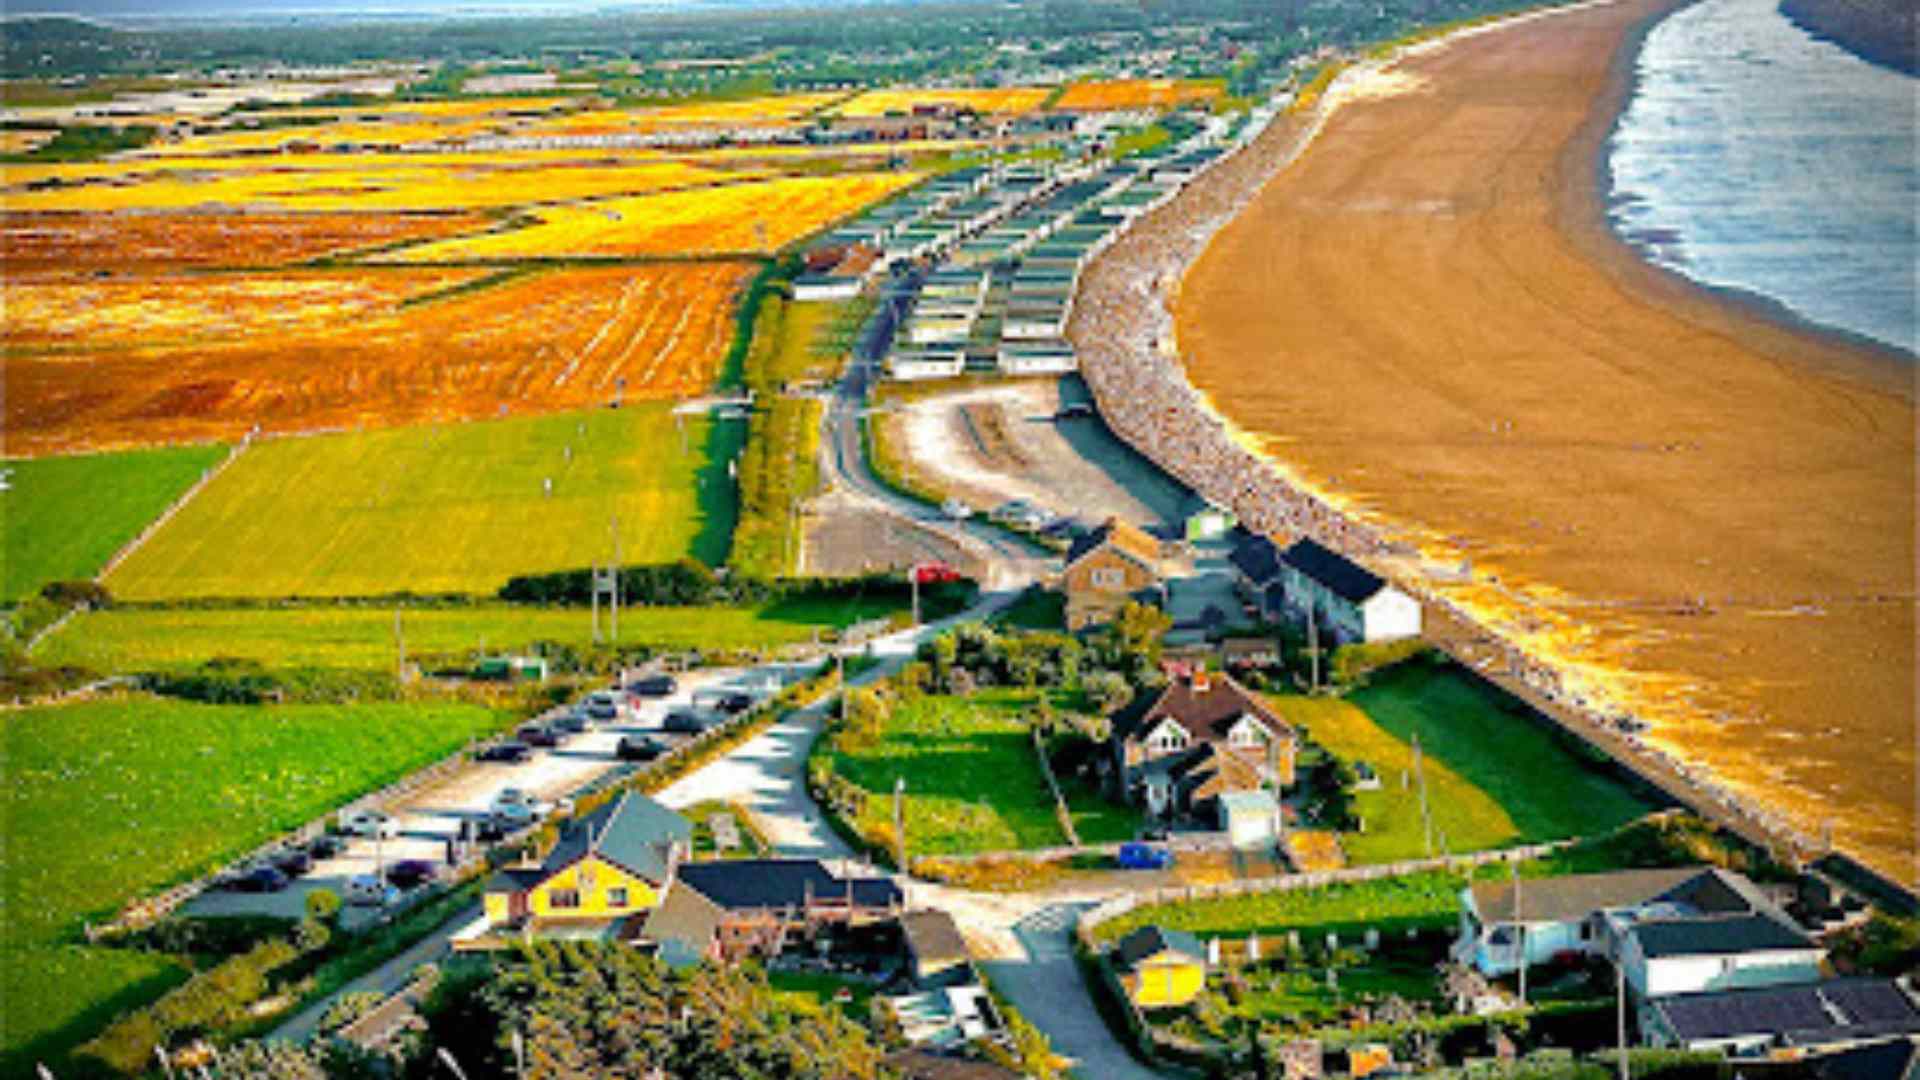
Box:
left=0, top=695, right=508, bottom=1066
left=1216, top=953, right=1440, bottom=1026
left=34, top=598, right=906, bottom=674
left=831, top=690, right=1139, bottom=856
left=2, top=946, right=190, bottom=1078
left=105, top=405, right=740, bottom=600
left=0, top=443, right=226, bottom=602
left=1094, top=870, right=1472, bottom=945
left=683, top=800, right=772, bottom=859
left=767, top=970, right=876, bottom=1023
left=1273, top=658, right=1651, bottom=863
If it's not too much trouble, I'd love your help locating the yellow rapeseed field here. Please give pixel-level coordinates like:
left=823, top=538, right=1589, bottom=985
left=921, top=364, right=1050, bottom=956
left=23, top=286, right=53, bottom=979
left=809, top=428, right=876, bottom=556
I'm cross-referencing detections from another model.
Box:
left=379, top=171, right=921, bottom=260
left=520, top=91, right=848, bottom=136
left=0, top=158, right=758, bottom=213
left=835, top=87, right=1051, bottom=117
left=1051, top=78, right=1225, bottom=111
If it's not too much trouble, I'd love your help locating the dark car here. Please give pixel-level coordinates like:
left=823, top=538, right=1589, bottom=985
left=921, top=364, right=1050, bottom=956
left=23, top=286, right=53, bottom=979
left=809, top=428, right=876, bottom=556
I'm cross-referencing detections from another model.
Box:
left=585, top=700, right=619, bottom=722
left=627, top=674, right=677, bottom=697
left=385, top=859, right=437, bottom=889
left=472, top=815, right=511, bottom=843
left=304, top=834, right=342, bottom=860
left=231, top=865, right=290, bottom=893
left=662, top=709, right=710, bottom=734
left=515, top=723, right=560, bottom=748
left=713, top=692, right=754, bottom=716
left=270, top=848, right=314, bottom=877
left=476, top=741, right=532, bottom=763
left=616, top=735, right=667, bottom=762
left=550, top=710, right=588, bottom=734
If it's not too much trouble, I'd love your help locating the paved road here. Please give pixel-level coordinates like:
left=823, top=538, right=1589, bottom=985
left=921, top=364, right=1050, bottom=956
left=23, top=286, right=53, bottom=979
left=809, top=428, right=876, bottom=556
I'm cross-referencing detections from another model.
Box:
left=986, top=903, right=1169, bottom=1080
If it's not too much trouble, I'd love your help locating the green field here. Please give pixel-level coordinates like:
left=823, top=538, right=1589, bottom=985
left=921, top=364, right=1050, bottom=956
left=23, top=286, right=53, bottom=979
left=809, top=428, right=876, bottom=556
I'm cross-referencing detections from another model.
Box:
left=1093, top=870, right=1472, bottom=945
left=0, top=444, right=227, bottom=603
left=35, top=596, right=906, bottom=674
left=0, top=696, right=508, bottom=1067
left=1273, top=659, right=1652, bottom=863
left=104, top=405, right=740, bottom=600
left=831, top=690, right=1139, bottom=855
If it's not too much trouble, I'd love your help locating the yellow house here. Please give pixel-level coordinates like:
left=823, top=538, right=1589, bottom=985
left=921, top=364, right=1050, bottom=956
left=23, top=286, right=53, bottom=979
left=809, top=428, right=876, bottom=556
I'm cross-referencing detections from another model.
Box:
left=1113, top=924, right=1208, bottom=1008
left=480, top=792, right=691, bottom=941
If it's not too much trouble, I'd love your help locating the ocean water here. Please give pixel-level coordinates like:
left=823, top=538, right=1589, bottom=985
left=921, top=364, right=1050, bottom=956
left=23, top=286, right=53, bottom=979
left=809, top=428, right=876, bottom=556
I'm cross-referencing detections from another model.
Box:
left=1608, top=0, right=1918, bottom=357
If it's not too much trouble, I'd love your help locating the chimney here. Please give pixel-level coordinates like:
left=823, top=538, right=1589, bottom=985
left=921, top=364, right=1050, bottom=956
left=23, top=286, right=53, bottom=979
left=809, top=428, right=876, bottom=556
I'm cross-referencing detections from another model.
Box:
left=1191, top=670, right=1211, bottom=694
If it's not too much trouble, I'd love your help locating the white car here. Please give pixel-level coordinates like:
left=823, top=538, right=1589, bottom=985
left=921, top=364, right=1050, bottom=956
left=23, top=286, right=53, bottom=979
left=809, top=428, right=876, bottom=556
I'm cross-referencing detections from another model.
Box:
left=491, top=787, right=551, bottom=826
left=345, top=873, right=401, bottom=907
left=941, top=497, right=974, bottom=521
left=339, top=809, right=399, bottom=839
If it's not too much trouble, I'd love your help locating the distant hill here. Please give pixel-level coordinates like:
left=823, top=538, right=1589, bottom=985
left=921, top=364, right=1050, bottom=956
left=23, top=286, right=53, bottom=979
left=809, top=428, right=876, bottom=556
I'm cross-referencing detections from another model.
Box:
left=2, top=16, right=143, bottom=81
left=1780, top=0, right=1917, bottom=75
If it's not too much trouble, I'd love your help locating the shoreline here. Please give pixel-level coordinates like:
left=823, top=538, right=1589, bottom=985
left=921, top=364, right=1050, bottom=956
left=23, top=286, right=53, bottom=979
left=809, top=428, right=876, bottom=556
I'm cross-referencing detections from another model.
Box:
left=1562, top=0, right=1917, bottom=393
left=1075, top=0, right=1914, bottom=885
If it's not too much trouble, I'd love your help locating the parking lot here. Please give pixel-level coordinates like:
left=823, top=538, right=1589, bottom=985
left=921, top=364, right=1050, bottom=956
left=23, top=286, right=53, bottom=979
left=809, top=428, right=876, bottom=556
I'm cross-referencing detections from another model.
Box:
left=181, top=663, right=807, bottom=928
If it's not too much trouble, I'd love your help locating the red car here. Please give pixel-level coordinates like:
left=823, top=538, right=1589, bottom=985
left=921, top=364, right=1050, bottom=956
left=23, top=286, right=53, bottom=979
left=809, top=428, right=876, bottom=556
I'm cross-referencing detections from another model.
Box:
left=912, top=562, right=960, bottom=585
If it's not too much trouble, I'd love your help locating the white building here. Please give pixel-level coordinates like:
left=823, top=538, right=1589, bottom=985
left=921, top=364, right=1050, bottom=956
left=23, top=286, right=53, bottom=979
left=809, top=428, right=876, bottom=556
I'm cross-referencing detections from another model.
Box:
left=887, top=348, right=965, bottom=381
left=1277, top=538, right=1421, bottom=644
left=996, top=341, right=1077, bottom=375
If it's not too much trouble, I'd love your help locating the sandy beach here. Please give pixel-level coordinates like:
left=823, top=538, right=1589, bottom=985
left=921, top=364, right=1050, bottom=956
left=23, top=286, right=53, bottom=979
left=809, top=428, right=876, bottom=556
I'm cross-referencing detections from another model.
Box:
left=1173, top=0, right=1915, bottom=882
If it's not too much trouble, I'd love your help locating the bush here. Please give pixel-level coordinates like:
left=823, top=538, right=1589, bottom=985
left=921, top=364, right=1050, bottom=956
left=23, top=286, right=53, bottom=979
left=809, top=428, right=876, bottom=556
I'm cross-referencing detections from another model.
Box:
left=42, top=580, right=113, bottom=609
left=317, top=990, right=386, bottom=1035
left=1328, top=638, right=1434, bottom=690
left=305, top=888, right=342, bottom=927
left=79, top=937, right=300, bottom=1075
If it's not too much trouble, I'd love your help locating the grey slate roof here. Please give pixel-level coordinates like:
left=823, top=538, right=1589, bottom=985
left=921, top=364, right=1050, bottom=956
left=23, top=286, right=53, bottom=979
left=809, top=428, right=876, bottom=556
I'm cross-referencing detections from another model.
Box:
left=1634, top=913, right=1815, bottom=958
left=1228, top=533, right=1284, bottom=586
left=1653, top=979, right=1920, bottom=1047
left=676, top=858, right=902, bottom=911
left=1470, top=866, right=1704, bottom=924
left=640, top=879, right=726, bottom=969
left=544, top=792, right=692, bottom=886
left=902, top=909, right=971, bottom=967
left=1279, top=538, right=1386, bottom=604
left=1114, top=924, right=1206, bottom=970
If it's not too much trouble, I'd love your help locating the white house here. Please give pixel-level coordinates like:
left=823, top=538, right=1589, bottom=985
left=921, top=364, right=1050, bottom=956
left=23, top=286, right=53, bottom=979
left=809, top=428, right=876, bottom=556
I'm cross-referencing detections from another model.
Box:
left=792, top=273, right=862, bottom=302
left=1277, top=538, right=1421, bottom=644
left=1454, top=866, right=1823, bottom=1000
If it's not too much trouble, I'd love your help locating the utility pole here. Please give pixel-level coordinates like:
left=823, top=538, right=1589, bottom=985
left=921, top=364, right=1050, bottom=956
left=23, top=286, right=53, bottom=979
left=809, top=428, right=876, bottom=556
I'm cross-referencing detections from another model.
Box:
left=893, top=777, right=907, bottom=871
left=610, top=514, right=621, bottom=643
left=910, top=564, right=921, bottom=627
left=591, top=562, right=602, bottom=645
left=1514, top=859, right=1527, bottom=1006
left=1617, top=957, right=1629, bottom=1079
left=1306, top=604, right=1321, bottom=693
left=1413, top=732, right=1433, bottom=857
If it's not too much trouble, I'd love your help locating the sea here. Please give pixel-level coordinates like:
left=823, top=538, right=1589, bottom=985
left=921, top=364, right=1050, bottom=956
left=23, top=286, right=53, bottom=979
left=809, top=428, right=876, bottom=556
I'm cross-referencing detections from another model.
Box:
left=1607, top=0, right=1918, bottom=358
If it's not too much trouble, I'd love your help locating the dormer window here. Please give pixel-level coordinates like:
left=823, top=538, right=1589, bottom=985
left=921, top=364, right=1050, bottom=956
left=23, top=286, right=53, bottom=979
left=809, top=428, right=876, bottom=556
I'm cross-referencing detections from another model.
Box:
left=1149, top=723, right=1187, bottom=753
left=1230, top=722, right=1261, bottom=748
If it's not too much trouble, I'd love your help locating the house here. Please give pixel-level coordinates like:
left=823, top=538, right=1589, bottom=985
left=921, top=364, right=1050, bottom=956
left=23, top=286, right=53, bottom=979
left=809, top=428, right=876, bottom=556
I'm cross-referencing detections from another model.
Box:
left=641, top=858, right=903, bottom=968
left=1454, top=865, right=1824, bottom=998
left=1642, top=978, right=1920, bottom=1057
left=1112, top=924, right=1208, bottom=1008
left=1227, top=532, right=1289, bottom=624
left=1104, top=671, right=1296, bottom=820
left=1277, top=538, right=1421, bottom=644
left=1060, top=517, right=1165, bottom=631
left=902, top=909, right=974, bottom=988
left=477, top=792, right=691, bottom=943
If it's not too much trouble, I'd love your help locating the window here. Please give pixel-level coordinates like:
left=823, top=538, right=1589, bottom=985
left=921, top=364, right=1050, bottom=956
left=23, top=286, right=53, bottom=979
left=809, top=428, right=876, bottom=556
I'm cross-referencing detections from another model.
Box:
left=549, top=888, right=581, bottom=910
left=1092, top=568, right=1124, bottom=590
left=1229, top=721, right=1261, bottom=748
left=608, top=886, right=630, bottom=908
left=1150, top=726, right=1186, bottom=753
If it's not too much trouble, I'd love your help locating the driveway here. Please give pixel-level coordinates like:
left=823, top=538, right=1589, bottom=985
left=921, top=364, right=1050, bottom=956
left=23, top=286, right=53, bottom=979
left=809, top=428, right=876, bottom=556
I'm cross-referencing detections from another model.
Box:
left=985, top=902, right=1171, bottom=1080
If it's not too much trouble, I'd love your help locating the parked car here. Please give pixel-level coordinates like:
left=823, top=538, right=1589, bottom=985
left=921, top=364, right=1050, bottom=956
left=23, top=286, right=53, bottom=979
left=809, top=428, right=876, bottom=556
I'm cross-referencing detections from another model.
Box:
left=516, top=722, right=561, bottom=748
left=713, top=691, right=754, bottom=716
left=627, top=674, right=677, bottom=697
left=617, top=735, right=667, bottom=761
left=550, top=710, right=589, bottom=734
left=230, top=865, right=290, bottom=893
left=385, top=859, right=437, bottom=889
left=340, top=809, right=399, bottom=840
left=269, top=848, right=314, bottom=878
left=476, top=740, right=532, bottom=763
left=474, top=814, right=512, bottom=842
left=940, top=497, right=974, bottom=521
left=662, top=709, right=711, bottom=734
left=491, top=787, right=549, bottom=826
left=585, top=699, right=620, bottom=723
left=305, top=834, right=342, bottom=860
left=1116, top=842, right=1175, bottom=870
left=346, top=874, right=401, bottom=907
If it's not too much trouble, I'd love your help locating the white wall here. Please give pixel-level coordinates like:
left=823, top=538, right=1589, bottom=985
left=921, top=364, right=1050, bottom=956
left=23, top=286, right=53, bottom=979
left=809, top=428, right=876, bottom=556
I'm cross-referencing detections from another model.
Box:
left=1360, top=587, right=1422, bottom=643
left=1641, top=950, right=1826, bottom=998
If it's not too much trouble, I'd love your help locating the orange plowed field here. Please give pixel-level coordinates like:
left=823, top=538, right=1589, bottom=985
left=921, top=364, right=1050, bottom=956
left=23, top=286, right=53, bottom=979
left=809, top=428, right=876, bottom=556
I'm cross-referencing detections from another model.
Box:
left=835, top=87, right=1051, bottom=117
left=3, top=262, right=752, bottom=455
left=1052, top=78, right=1223, bottom=111
left=1, top=211, right=491, bottom=271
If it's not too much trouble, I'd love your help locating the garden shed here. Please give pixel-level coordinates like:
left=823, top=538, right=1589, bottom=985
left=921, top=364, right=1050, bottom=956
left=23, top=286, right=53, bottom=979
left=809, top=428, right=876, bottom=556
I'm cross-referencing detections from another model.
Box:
left=1217, top=789, right=1282, bottom=850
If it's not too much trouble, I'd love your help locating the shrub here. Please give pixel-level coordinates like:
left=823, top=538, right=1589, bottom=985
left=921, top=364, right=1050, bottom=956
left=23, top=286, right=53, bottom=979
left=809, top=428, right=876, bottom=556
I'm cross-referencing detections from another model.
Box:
left=318, top=990, right=387, bottom=1035
left=305, top=888, right=342, bottom=927
left=80, top=936, right=300, bottom=1075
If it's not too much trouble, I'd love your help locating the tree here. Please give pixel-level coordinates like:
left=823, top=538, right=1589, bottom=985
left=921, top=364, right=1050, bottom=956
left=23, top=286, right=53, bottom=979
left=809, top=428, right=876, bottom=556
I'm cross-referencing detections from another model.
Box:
left=1113, top=601, right=1173, bottom=669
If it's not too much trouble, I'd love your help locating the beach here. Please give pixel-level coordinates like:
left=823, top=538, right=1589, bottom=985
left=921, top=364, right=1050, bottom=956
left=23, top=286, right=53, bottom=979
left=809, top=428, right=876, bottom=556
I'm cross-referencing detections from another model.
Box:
left=1170, top=0, right=1915, bottom=881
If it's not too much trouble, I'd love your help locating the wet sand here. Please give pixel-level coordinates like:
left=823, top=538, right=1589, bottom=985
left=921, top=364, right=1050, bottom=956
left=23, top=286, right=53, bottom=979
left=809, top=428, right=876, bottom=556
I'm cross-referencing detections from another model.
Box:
left=1176, top=0, right=1916, bottom=881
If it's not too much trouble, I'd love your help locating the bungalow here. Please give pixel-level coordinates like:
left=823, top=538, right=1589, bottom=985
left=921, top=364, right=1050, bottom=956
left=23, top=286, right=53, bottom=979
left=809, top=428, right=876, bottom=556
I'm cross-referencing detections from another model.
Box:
left=477, top=792, right=691, bottom=945
left=1104, top=670, right=1296, bottom=820
left=641, top=857, right=903, bottom=968
left=1278, top=538, right=1421, bottom=645
left=1112, top=924, right=1208, bottom=1008
left=1060, top=517, right=1165, bottom=631
left=1643, top=978, right=1920, bottom=1057
left=1454, top=865, right=1824, bottom=998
